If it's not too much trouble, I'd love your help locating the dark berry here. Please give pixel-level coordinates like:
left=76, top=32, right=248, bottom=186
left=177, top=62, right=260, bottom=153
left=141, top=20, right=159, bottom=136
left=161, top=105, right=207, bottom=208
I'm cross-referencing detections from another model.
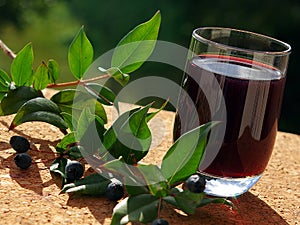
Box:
left=65, top=160, right=84, bottom=182
left=186, top=174, right=206, bottom=193
left=14, top=153, right=32, bottom=169
left=9, top=135, right=30, bottom=153
left=152, top=218, right=169, bottom=225
left=105, top=179, right=124, bottom=202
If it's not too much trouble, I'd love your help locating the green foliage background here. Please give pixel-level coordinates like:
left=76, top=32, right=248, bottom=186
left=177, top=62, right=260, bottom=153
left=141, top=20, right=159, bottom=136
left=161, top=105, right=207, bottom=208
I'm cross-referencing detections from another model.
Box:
left=0, top=0, right=299, bottom=133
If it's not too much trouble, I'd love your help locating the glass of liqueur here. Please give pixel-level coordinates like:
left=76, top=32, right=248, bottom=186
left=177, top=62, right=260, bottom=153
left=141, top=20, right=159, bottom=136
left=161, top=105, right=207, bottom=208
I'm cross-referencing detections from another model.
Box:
left=173, top=27, right=291, bottom=197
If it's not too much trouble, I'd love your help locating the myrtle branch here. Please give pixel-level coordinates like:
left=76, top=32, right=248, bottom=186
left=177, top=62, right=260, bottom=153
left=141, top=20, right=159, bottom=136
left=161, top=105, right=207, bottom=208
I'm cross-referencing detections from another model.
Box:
left=0, top=39, right=16, bottom=59
left=0, top=39, right=110, bottom=88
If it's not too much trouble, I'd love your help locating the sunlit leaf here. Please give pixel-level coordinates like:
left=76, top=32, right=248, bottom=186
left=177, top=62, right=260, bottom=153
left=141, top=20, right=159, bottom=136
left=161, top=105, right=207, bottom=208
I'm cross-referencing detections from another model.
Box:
left=161, top=122, right=218, bottom=185
left=33, top=63, right=49, bottom=90
left=68, top=26, right=94, bottom=80
left=56, top=132, right=77, bottom=154
left=0, top=69, right=11, bottom=100
left=47, top=59, right=60, bottom=84
left=111, top=11, right=161, bottom=74
left=11, top=43, right=34, bottom=86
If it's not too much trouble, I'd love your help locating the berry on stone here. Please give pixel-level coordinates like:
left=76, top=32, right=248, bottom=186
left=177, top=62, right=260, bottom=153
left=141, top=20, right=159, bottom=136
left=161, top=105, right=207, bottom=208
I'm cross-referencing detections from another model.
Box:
left=152, top=218, right=169, bottom=225
left=14, top=153, right=32, bottom=169
left=186, top=174, right=206, bottom=193
left=9, top=135, right=30, bottom=153
left=65, top=160, right=84, bottom=182
left=105, top=179, right=124, bottom=202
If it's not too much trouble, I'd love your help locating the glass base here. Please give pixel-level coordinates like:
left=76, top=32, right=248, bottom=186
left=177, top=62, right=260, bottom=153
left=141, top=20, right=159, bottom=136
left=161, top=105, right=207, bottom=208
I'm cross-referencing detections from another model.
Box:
left=200, top=173, right=262, bottom=197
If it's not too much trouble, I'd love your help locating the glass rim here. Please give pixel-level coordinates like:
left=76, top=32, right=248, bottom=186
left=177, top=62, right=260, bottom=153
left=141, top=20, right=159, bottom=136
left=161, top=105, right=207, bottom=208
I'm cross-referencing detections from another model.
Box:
left=192, top=27, right=292, bottom=56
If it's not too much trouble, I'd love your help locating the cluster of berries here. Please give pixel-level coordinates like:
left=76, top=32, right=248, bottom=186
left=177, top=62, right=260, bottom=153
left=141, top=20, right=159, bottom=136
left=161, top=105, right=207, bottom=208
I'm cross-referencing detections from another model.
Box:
left=9, top=135, right=124, bottom=202
left=10, top=135, right=32, bottom=169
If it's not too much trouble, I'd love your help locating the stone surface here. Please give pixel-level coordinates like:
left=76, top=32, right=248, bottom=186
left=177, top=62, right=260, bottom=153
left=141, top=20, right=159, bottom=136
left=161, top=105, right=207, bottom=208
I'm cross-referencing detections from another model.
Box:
left=0, top=106, right=299, bottom=225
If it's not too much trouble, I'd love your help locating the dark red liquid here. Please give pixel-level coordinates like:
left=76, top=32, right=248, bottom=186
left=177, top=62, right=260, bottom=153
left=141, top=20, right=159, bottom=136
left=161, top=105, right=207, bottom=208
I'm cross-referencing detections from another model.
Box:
left=174, top=55, right=286, bottom=178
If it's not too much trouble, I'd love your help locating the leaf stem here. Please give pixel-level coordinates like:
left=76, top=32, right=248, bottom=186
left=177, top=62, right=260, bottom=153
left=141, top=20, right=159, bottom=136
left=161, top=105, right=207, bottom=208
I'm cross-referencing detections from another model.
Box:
left=157, top=197, right=162, bottom=218
left=47, top=74, right=111, bottom=88
left=0, top=39, right=16, bottom=59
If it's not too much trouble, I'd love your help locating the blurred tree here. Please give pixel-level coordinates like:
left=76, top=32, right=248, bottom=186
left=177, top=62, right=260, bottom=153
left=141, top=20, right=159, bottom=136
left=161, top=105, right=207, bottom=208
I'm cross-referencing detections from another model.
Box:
left=0, top=0, right=56, bottom=27
left=0, top=0, right=80, bottom=81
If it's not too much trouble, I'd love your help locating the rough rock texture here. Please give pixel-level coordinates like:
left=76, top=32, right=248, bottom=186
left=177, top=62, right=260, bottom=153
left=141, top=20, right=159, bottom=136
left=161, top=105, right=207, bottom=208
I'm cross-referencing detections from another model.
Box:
left=0, top=105, right=299, bottom=224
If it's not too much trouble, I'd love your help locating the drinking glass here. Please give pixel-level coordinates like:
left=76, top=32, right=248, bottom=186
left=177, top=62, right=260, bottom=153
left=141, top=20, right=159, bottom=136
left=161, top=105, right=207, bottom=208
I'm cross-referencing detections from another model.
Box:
left=173, top=27, right=291, bottom=197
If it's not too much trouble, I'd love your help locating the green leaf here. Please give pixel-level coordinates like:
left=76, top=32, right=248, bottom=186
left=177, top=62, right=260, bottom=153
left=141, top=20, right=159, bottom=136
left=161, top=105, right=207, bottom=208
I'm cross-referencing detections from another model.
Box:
left=56, top=132, right=76, bottom=153
left=99, top=108, right=139, bottom=158
left=84, top=82, right=115, bottom=105
left=68, top=145, right=84, bottom=160
left=163, top=188, right=235, bottom=210
left=11, top=43, right=34, bottom=86
left=101, top=104, right=152, bottom=164
left=61, top=112, right=74, bottom=131
left=78, top=113, right=106, bottom=156
left=146, top=99, right=168, bottom=122
left=51, top=89, right=107, bottom=124
left=161, top=122, right=218, bottom=186
left=75, top=107, right=94, bottom=141
left=106, top=67, right=130, bottom=86
left=138, top=164, right=168, bottom=197
left=111, top=194, right=159, bottom=225
left=33, top=63, right=49, bottom=90
left=0, top=69, right=11, bottom=101
left=174, top=190, right=205, bottom=214
left=124, top=184, right=149, bottom=196
left=111, top=11, right=161, bottom=74
left=47, top=59, right=59, bottom=84
left=68, top=26, right=94, bottom=80
left=61, top=173, right=110, bottom=195
left=0, top=69, right=11, bottom=91
left=103, top=157, right=144, bottom=187
left=90, top=99, right=107, bottom=124
left=9, top=97, right=68, bottom=130
left=50, top=89, right=77, bottom=114
left=0, top=86, right=43, bottom=116
left=50, top=157, right=69, bottom=178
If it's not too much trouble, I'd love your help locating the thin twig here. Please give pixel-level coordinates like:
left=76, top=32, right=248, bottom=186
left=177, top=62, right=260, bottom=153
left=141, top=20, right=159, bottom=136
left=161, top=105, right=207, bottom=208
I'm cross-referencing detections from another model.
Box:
left=47, top=74, right=111, bottom=88
left=0, top=39, right=16, bottom=59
